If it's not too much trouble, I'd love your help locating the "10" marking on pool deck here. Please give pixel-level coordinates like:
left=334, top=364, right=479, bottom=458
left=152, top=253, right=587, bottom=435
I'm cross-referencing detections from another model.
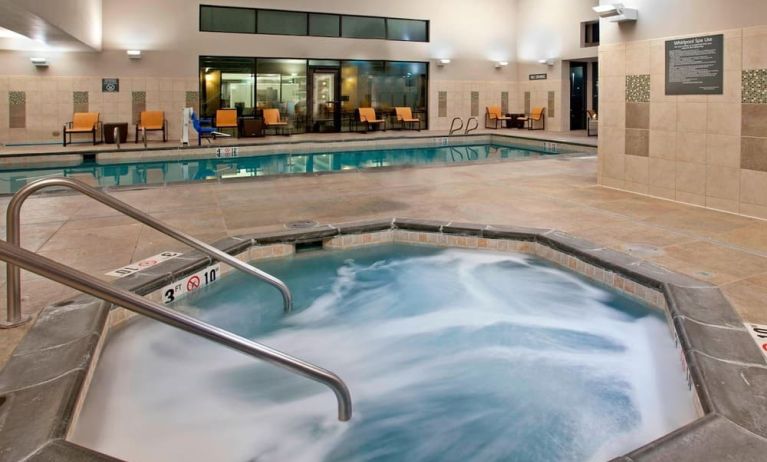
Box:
left=745, top=323, right=767, bottom=361
left=161, top=264, right=221, bottom=304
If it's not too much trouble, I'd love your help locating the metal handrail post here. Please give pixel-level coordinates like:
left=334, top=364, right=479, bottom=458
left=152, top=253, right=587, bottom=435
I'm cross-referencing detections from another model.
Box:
left=0, top=239, right=352, bottom=421
left=2, top=177, right=292, bottom=328
left=114, top=126, right=121, bottom=150
left=448, top=117, right=463, bottom=136
left=465, top=117, right=479, bottom=135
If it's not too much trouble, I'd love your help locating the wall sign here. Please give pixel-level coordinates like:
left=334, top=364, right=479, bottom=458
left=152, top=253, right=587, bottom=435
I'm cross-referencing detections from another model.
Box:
left=102, top=78, right=120, bottom=93
left=215, top=147, right=239, bottom=158
left=529, top=73, right=547, bottom=81
left=746, top=323, right=767, bottom=361
left=161, top=264, right=221, bottom=304
left=106, top=251, right=183, bottom=278
left=665, top=34, right=723, bottom=95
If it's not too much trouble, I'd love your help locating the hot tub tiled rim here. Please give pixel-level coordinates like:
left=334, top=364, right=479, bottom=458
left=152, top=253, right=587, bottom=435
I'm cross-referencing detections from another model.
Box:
left=0, top=218, right=765, bottom=462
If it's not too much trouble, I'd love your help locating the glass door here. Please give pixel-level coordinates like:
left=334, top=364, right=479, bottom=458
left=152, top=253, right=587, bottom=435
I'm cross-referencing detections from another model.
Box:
left=308, top=68, right=341, bottom=132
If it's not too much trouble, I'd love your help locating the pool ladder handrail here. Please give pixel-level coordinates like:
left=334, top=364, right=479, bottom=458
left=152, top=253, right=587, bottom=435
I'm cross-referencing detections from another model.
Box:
left=0, top=238, right=352, bottom=421
left=2, top=177, right=293, bottom=329
left=465, top=117, right=479, bottom=135
left=448, top=117, right=463, bottom=136
left=448, top=117, right=480, bottom=136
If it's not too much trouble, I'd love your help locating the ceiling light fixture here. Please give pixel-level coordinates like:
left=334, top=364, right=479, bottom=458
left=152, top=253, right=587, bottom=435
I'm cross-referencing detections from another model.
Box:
left=127, top=50, right=142, bottom=59
left=437, top=58, right=451, bottom=67
left=592, top=3, right=638, bottom=22
left=30, top=57, right=48, bottom=67
left=495, top=61, right=508, bottom=69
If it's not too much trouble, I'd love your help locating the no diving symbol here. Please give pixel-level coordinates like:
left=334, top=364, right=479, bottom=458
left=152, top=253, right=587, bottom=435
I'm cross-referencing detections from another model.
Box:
left=138, top=259, right=157, bottom=268
left=186, top=276, right=201, bottom=292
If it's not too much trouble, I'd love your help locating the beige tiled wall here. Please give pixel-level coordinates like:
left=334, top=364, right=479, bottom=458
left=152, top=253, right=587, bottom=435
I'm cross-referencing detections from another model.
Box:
left=0, top=76, right=199, bottom=144
left=429, top=80, right=519, bottom=131
left=598, top=26, right=767, bottom=220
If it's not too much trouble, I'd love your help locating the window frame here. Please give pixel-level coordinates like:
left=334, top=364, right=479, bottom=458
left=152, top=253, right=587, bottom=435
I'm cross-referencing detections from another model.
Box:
left=199, top=5, right=257, bottom=34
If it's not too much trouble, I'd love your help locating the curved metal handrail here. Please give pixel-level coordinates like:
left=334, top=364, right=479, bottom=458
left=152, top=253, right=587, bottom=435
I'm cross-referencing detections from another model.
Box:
left=2, top=177, right=292, bottom=328
left=0, top=239, right=352, bottom=421
left=465, top=117, right=479, bottom=135
left=448, top=117, right=464, bottom=136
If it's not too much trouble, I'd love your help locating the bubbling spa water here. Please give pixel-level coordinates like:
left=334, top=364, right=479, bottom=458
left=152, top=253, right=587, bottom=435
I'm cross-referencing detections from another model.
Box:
left=73, top=244, right=697, bottom=462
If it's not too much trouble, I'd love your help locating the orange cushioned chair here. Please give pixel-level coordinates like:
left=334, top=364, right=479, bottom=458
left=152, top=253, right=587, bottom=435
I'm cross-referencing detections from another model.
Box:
left=63, top=112, right=101, bottom=146
left=395, top=107, right=421, bottom=131
left=517, top=107, right=546, bottom=130
left=135, top=111, right=168, bottom=143
left=357, top=107, right=386, bottom=133
left=215, top=109, right=238, bottom=137
left=262, top=108, right=290, bottom=136
left=485, top=106, right=512, bottom=129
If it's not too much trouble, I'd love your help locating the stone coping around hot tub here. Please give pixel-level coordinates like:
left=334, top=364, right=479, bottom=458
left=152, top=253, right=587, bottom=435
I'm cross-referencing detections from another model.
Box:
left=0, top=217, right=765, bottom=462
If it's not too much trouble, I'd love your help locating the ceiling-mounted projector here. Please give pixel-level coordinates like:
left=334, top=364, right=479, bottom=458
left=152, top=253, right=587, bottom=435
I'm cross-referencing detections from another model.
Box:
left=592, top=3, right=638, bottom=22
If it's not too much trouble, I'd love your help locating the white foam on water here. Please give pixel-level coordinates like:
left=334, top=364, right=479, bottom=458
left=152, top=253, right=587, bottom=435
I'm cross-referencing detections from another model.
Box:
left=72, top=247, right=697, bottom=462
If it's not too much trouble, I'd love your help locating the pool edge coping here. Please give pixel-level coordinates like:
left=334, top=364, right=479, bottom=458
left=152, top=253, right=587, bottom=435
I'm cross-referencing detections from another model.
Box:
left=0, top=218, right=765, bottom=462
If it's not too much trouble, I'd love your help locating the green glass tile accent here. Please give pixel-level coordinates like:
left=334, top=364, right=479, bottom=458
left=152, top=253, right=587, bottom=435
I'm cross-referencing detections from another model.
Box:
left=73, top=91, right=89, bottom=104
left=438, top=91, right=447, bottom=117
left=743, top=69, right=767, bottom=104
left=132, top=91, right=146, bottom=104
left=9, top=91, right=25, bottom=106
left=470, top=91, right=479, bottom=117
left=185, top=91, right=198, bottom=107
left=626, top=74, right=650, bottom=103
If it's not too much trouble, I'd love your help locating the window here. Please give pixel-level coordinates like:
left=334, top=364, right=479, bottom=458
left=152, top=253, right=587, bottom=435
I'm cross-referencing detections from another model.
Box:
left=257, top=10, right=307, bottom=36
left=582, top=20, right=599, bottom=47
left=341, top=16, right=386, bottom=39
left=200, top=6, right=256, bottom=34
left=309, top=13, right=340, bottom=37
left=256, top=59, right=307, bottom=118
left=386, top=19, right=428, bottom=42
left=199, top=57, right=256, bottom=117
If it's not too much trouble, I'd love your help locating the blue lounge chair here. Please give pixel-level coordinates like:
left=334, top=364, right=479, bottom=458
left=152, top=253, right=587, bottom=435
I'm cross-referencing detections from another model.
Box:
left=190, top=110, right=230, bottom=146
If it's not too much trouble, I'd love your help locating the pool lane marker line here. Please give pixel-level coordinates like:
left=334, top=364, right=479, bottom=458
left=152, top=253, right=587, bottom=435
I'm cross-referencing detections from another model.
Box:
left=745, top=323, right=767, bottom=361
left=161, top=263, right=220, bottom=304
left=106, top=251, right=183, bottom=278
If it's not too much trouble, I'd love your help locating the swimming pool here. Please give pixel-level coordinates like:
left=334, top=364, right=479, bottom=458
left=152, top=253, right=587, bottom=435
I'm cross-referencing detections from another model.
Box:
left=0, top=143, right=561, bottom=194
left=72, top=243, right=696, bottom=462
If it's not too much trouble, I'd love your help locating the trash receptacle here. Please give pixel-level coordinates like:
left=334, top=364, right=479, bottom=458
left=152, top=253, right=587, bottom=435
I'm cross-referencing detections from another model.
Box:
left=103, top=122, right=129, bottom=144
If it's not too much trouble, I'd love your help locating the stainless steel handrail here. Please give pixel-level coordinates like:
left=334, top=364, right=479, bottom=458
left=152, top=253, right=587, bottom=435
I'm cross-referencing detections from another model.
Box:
left=114, top=127, right=121, bottom=150
left=0, top=239, right=352, bottom=421
left=2, top=177, right=292, bottom=328
left=448, top=117, right=464, bottom=136
left=465, top=117, right=479, bottom=135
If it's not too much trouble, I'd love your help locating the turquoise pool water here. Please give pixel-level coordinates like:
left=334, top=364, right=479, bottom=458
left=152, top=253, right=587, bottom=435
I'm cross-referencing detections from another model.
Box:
left=0, top=143, right=560, bottom=194
left=73, top=244, right=696, bottom=462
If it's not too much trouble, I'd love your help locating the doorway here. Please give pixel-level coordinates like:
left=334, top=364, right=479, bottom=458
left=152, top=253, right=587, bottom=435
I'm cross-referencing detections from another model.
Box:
left=570, top=62, right=588, bottom=130
left=308, top=67, right=341, bottom=132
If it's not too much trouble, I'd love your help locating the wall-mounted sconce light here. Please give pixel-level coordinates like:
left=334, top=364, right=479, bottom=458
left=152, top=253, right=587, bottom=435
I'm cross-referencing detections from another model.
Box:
left=538, top=59, right=556, bottom=66
left=30, top=57, right=48, bottom=67
left=437, top=58, right=451, bottom=67
left=494, top=61, right=508, bottom=69
left=127, top=50, right=142, bottom=59
left=592, top=3, right=638, bottom=22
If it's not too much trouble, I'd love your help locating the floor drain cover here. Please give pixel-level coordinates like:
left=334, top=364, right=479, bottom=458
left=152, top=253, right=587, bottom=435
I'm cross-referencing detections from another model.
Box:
left=286, top=220, right=319, bottom=229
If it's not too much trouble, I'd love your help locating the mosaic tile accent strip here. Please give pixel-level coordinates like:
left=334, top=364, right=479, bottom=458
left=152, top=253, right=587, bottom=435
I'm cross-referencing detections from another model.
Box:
left=184, top=91, right=198, bottom=109
left=132, top=91, right=146, bottom=124
left=73, top=91, right=89, bottom=113
left=470, top=91, right=479, bottom=117
left=626, top=74, right=651, bottom=103
left=9, top=91, right=25, bottom=129
left=501, top=91, right=509, bottom=114
left=548, top=91, right=555, bottom=118
left=742, top=69, right=767, bottom=104
left=524, top=91, right=531, bottom=114
left=438, top=91, right=447, bottom=118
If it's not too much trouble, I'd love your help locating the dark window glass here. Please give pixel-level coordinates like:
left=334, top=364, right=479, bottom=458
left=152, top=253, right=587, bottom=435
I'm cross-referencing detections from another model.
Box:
left=309, top=13, right=340, bottom=37
left=199, top=57, right=256, bottom=117
left=200, top=6, right=256, bottom=33
left=386, top=19, right=427, bottom=42
left=582, top=20, right=599, bottom=47
left=258, top=10, right=307, bottom=36
left=341, top=16, right=385, bottom=39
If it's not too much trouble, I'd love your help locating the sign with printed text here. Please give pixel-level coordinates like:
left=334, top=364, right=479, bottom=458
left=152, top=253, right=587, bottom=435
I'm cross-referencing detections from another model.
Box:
left=215, top=147, right=239, bottom=158
left=106, top=251, right=183, bottom=278
left=529, top=73, right=548, bottom=81
left=665, top=34, right=724, bottom=95
left=746, top=323, right=767, bottom=361
left=161, top=264, right=221, bottom=304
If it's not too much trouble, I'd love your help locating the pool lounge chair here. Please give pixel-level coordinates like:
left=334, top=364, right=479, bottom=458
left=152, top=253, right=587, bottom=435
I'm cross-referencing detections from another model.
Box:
left=135, top=111, right=167, bottom=143
left=357, top=107, right=386, bottom=133
left=215, top=109, right=238, bottom=137
left=485, top=106, right=512, bottom=129
left=395, top=107, right=421, bottom=131
left=517, top=107, right=546, bottom=130
left=191, top=110, right=230, bottom=146
left=63, top=112, right=101, bottom=146
left=263, top=108, right=290, bottom=136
